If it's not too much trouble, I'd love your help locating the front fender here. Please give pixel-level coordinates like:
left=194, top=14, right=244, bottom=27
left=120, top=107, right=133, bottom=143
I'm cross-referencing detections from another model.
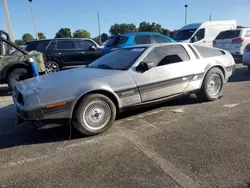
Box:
left=69, top=83, right=120, bottom=119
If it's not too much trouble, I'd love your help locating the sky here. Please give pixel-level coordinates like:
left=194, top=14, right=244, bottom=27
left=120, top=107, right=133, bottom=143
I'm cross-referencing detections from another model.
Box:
left=1, top=0, right=250, bottom=40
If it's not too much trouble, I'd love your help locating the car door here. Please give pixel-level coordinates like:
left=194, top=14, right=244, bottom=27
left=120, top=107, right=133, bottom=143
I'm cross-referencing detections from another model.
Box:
left=74, top=40, right=103, bottom=65
left=129, top=45, right=196, bottom=102
left=55, top=40, right=78, bottom=67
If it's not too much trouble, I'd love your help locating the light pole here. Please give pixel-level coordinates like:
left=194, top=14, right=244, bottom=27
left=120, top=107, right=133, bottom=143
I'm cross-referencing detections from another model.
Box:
left=97, top=12, right=101, bottom=45
left=184, top=4, right=188, bottom=25
left=2, top=0, right=14, bottom=41
left=28, top=0, right=38, bottom=39
left=209, top=14, right=212, bottom=21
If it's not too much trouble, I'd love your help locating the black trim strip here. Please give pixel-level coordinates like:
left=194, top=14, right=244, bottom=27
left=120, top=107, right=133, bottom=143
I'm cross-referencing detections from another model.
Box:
left=115, top=88, right=139, bottom=98
left=115, top=73, right=205, bottom=98
left=139, top=75, right=193, bottom=93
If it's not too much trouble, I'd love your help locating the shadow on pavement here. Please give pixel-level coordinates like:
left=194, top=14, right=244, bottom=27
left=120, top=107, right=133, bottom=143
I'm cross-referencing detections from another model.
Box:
left=0, top=86, right=11, bottom=96
left=0, top=94, right=200, bottom=150
left=228, top=66, right=250, bottom=83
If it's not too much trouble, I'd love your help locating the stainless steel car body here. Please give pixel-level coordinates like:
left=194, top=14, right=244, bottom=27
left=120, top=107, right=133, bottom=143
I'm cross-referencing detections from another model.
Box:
left=12, top=43, right=235, bottom=125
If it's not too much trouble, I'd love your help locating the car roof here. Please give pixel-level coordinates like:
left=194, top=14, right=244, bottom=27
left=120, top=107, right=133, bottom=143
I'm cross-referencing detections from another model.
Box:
left=123, top=42, right=185, bottom=49
left=112, top=32, right=167, bottom=37
left=25, top=38, right=95, bottom=43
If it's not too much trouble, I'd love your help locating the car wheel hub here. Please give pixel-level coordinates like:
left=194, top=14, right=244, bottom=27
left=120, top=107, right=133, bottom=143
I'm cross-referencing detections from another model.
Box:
left=207, top=73, right=221, bottom=96
left=45, top=62, right=59, bottom=74
left=83, top=100, right=111, bottom=130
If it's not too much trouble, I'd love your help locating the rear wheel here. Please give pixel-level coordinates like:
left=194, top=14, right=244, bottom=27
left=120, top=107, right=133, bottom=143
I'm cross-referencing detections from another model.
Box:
left=45, top=61, right=60, bottom=74
left=197, top=67, right=224, bottom=101
left=73, top=94, right=116, bottom=136
left=7, top=68, right=28, bottom=90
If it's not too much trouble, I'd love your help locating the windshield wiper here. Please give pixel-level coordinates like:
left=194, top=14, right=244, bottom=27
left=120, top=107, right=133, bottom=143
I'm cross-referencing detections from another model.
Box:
left=96, top=64, right=116, bottom=70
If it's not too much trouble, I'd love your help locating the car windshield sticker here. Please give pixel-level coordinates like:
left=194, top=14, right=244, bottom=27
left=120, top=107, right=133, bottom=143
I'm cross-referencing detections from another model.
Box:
left=131, top=48, right=144, bottom=52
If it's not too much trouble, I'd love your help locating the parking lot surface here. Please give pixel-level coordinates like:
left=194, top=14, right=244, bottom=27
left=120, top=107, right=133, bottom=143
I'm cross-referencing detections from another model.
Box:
left=1, top=64, right=250, bottom=188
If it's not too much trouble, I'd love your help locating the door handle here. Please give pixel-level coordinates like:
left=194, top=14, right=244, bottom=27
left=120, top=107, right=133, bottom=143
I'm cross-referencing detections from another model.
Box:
left=55, top=52, right=61, bottom=55
left=79, top=52, right=85, bottom=54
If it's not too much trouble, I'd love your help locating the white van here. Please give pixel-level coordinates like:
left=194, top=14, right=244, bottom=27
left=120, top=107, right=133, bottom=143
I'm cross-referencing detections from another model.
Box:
left=174, top=20, right=236, bottom=47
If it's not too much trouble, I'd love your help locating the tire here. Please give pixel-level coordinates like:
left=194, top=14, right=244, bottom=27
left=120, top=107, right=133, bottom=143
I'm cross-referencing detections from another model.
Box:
left=45, top=61, right=60, bottom=74
left=197, top=67, right=225, bottom=101
left=73, top=94, right=116, bottom=136
left=7, top=68, right=28, bottom=90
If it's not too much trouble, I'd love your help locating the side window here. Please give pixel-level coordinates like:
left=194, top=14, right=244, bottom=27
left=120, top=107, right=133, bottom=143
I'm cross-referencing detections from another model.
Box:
left=152, top=35, right=171, bottom=43
left=245, top=30, right=250, bottom=37
left=75, top=41, right=91, bottom=50
left=157, top=45, right=190, bottom=66
left=134, top=35, right=151, bottom=44
left=194, top=45, right=224, bottom=58
left=187, top=44, right=200, bottom=59
left=47, top=41, right=56, bottom=50
left=56, top=41, right=76, bottom=50
left=84, top=40, right=97, bottom=47
left=192, top=29, right=205, bottom=42
left=143, top=45, right=190, bottom=67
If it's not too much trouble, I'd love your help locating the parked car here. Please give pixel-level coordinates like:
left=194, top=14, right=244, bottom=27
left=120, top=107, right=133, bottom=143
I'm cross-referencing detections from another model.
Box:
left=103, top=32, right=175, bottom=53
left=213, top=28, right=250, bottom=62
left=0, top=30, right=46, bottom=90
left=13, top=43, right=235, bottom=136
left=174, top=20, right=236, bottom=47
left=24, top=38, right=103, bottom=73
left=242, top=43, right=250, bottom=70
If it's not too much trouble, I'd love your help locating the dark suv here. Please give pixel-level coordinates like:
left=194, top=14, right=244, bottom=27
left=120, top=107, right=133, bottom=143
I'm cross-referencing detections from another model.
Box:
left=24, top=38, right=103, bottom=73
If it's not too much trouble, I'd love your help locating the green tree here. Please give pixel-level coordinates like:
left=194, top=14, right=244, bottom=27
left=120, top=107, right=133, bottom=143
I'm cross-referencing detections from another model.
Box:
left=73, top=29, right=90, bottom=38
left=38, top=32, right=46, bottom=39
left=55, top=28, right=72, bottom=38
left=138, top=22, right=163, bottom=33
left=170, top=30, right=177, bottom=38
left=162, top=29, right=171, bottom=36
left=109, top=23, right=137, bottom=35
left=22, top=33, right=33, bottom=42
left=237, top=25, right=247, bottom=29
left=14, top=39, right=25, bottom=46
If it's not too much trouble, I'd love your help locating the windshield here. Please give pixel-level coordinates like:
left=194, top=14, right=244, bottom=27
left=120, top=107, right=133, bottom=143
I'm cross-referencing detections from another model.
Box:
left=89, top=47, right=146, bottom=70
left=174, top=29, right=197, bottom=41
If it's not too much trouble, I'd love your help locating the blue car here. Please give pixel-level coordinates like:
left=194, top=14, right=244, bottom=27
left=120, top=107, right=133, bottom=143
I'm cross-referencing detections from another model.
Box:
left=103, top=32, right=176, bottom=53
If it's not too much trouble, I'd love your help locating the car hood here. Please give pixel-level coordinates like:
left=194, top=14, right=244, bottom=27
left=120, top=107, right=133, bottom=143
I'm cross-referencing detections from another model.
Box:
left=22, top=67, right=121, bottom=92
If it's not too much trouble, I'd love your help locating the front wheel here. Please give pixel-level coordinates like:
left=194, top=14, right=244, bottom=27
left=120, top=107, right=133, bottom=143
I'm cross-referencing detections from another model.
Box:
left=7, top=68, right=28, bottom=90
left=73, top=94, right=116, bottom=136
left=197, top=67, right=225, bottom=101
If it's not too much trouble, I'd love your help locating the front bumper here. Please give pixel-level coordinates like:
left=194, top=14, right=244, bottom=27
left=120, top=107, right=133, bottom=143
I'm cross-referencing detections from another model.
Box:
left=13, top=91, right=73, bottom=127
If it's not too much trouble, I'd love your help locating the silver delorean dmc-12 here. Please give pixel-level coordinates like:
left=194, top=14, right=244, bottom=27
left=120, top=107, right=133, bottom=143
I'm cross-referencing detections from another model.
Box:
left=12, top=43, right=236, bottom=135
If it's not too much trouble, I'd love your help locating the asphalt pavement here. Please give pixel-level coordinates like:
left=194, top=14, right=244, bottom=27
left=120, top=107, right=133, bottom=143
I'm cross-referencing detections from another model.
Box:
left=1, top=64, right=250, bottom=188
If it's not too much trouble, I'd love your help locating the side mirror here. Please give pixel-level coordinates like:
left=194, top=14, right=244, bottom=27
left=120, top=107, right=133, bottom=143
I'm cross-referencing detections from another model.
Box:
left=136, top=61, right=154, bottom=72
left=89, top=45, right=97, bottom=50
